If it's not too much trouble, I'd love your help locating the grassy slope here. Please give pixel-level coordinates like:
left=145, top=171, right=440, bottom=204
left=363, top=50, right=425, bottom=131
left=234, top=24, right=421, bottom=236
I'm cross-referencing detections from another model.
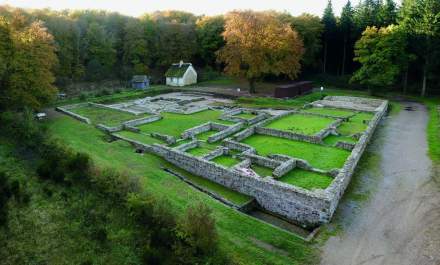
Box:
left=278, top=169, right=333, bottom=190
left=265, top=114, right=335, bottom=135
left=48, top=116, right=317, bottom=265
left=242, top=135, right=350, bottom=170
left=138, top=110, right=233, bottom=137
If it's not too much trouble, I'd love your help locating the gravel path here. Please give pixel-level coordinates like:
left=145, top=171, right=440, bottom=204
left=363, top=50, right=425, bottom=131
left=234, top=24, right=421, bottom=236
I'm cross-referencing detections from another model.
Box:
left=320, top=102, right=440, bottom=265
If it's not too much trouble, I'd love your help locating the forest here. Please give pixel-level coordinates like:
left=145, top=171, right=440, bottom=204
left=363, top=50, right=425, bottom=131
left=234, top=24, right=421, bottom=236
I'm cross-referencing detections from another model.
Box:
left=0, top=0, right=439, bottom=110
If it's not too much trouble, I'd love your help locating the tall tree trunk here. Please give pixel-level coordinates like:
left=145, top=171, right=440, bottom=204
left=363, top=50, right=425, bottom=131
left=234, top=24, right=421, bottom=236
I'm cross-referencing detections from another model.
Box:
left=323, top=41, right=327, bottom=74
left=341, top=36, right=347, bottom=76
left=248, top=78, right=256, bottom=94
left=403, top=69, right=408, bottom=94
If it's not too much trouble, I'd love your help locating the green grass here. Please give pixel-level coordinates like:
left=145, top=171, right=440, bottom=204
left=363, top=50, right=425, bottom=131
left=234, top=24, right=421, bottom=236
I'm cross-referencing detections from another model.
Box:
left=242, top=135, right=350, bottom=170
left=211, top=155, right=240, bottom=168
left=137, top=110, right=234, bottom=137
left=265, top=114, right=335, bottom=135
left=235, top=113, right=257, bottom=119
left=196, top=130, right=218, bottom=141
left=251, top=165, right=273, bottom=177
left=186, top=142, right=219, bottom=157
left=115, top=130, right=163, bottom=145
left=48, top=116, right=317, bottom=265
left=323, top=135, right=357, bottom=146
left=278, top=169, right=333, bottom=190
left=70, top=105, right=149, bottom=127
left=302, top=107, right=356, bottom=118
left=337, top=112, right=374, bottom=136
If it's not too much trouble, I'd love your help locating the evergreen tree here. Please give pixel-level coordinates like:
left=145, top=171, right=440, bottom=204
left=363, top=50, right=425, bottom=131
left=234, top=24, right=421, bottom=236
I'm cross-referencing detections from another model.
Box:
left=379, top=0, right=398, bottom=26
left=340, top=1, right=355, bottom=75
left=321, top=0, right=337, bottom=74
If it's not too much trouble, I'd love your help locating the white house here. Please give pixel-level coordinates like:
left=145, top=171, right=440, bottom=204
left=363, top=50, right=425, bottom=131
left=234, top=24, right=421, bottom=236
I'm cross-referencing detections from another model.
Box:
left=165, top=61, right=197, bottom=86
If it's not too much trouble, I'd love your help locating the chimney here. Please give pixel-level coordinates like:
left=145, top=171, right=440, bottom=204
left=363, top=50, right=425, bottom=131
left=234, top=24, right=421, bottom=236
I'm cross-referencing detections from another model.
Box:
left=179, top=60, right=183, bottom=67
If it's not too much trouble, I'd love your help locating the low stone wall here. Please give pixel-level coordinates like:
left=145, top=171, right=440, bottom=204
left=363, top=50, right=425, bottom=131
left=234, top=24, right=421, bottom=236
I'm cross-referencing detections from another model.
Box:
left=123, top=115, right=162, bottom=127
left=181, top=122, right=211, bottom=139
left=273, top=159, right=296, bottom=178
left=55, top=106, right=91, bottom=124
left=96, top=124, right=123, bottom=133
left=208, top=123, right=244, bottom=143
left=315, top=119, right=343, bottom=139
left=125, top=125, right=140, bottom=133
left=248, top=113, right=269, bottom=125
left=202, top=147, right=227, bottom=161
left=175, top=140, right=198, bottom=152
left=151, top=132, right=176, bottom=145
left=325, top=100, right=388, bottom=218
left=241, top=153, right=281, bottom=169
left=256, top=127, right=322, bottom=144
left=89, top=102, right=140, bottom=115
left=222, top=139, right=255, bottom=153
left=150, top=143, right=332, bottom=228
left=335, top=141, right=355, bottom=151
left=233, top=126, right=256, bottom=142
left=211, top=123, right=230, bottom=131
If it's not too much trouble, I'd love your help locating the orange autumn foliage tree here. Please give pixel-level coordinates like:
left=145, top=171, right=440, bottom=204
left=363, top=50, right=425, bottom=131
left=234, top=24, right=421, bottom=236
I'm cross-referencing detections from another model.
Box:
left=217, top=11, right=304, bottom=93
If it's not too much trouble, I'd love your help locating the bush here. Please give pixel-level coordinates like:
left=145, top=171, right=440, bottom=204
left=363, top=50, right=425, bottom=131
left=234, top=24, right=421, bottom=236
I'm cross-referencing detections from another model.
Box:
left=79, top=93, right=87, bottom=101
left=92, top=168, right=141, bottom=200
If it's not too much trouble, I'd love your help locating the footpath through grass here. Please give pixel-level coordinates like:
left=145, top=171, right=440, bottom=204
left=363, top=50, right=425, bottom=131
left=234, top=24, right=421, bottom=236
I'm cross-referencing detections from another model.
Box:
left=48, top=116, right=317, bottom=265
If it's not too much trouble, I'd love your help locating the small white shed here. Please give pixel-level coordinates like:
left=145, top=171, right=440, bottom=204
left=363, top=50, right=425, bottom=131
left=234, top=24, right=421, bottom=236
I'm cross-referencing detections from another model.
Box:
left=165, top=61, right=197, bottom=87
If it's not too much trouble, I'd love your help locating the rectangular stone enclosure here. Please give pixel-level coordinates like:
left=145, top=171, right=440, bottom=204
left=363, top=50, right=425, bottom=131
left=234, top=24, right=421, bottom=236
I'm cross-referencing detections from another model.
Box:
left=57, top=93, right=388, bottom=228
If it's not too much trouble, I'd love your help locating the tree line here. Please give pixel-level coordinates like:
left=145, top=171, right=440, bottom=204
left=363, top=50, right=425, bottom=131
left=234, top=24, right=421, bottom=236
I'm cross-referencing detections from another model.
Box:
left=0, top=0, right=439, bottom=110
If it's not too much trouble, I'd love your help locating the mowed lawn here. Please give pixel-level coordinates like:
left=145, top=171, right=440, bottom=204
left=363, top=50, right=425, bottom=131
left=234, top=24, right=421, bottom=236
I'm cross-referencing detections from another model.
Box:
left=265, top=114, right=335, bottom=135
left=115, top=130, right=164, bottom=145
left=301, top=107, right=356, bottom=118
left=48, top=116, right=317, bottom=265
left=337, top=112, right=375, bottom=136
left=70, top=105, right=149, bottom=127
left=278, top=169, right=333, bottom=190
left=137, top=110, right=234, bottom=137
left=242, top=134, right=350, bottom=170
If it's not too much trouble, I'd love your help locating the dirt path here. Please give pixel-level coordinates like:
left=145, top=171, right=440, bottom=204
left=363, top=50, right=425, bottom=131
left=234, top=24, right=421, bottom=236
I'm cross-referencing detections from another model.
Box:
left=320, top=102, right=440, bottom=265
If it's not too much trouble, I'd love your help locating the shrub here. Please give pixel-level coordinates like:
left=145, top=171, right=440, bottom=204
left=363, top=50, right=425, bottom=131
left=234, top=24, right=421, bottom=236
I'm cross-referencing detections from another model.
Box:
left=79, top=93, right=87, bottom=101
left=92, top=168, right=141, bottom=200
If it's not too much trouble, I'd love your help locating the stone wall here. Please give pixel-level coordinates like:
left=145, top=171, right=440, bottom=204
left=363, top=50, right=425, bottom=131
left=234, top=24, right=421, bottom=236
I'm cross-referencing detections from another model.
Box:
left=151, top=132, right=176, bottom=145
left=255, top=127, right=322, bottom=144
left=325, top=100, right=388, bottom=218
left=241, top=153, right=281, bottom=169
left=208, top=123, right=244, bottom=143
left=96, top=124, right=123, bottom=133
left=123, top=115, right=162, bottom=127
left=55, top=106, right=91, bottom=124
left=89, top=102, right=140, bottom=115
left=181, top=122, right=212, bottom=139
left=273, top=159, right=296, bottom=178
left=150, top=143, right=332, bottom=228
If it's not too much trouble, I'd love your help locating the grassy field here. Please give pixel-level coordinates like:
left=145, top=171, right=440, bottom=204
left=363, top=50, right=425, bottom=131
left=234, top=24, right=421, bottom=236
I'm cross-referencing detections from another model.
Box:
left=278, top=169, right=333, bottom=190
left=196, top=130, right=218, bottom=141
left=138, top=110, right=234, bottom=137
left=48, top=116, right=317, bottom=265
left=265, top=114, right=335, bottom=135
left=71, top=105, right=149, bottom=127
left=302, top=107, right=356, bottom=118
left=242, top=135, right=350, bottom=170
left=211, top=155, right=241, bottom=167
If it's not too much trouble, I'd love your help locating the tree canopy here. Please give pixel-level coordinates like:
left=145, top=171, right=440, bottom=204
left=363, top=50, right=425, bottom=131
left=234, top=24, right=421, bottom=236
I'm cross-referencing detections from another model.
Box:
left=217, top=11, right=304, bottom=93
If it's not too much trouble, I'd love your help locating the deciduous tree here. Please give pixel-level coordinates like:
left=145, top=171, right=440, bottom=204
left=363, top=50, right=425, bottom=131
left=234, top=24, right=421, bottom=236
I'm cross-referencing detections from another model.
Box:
left=217, top=11, right=304, bottom=93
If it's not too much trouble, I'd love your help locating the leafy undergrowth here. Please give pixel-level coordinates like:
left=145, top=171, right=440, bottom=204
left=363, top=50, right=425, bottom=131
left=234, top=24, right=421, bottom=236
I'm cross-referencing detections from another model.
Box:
left=265, top=114, right=335, bottom=135
left=48, top=116, right=318, bottom=265
left=0, top=140, right=143, bottom=264
left=278, top=169, right=333, bottom=190
left=242, top=134, right=350, bottom=171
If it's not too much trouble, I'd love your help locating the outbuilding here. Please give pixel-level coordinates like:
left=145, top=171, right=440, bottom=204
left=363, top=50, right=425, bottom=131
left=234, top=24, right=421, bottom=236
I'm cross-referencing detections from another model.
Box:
left=131, top=75, right=150, bottom=89
left=165, top=61, right=197, bottom=87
